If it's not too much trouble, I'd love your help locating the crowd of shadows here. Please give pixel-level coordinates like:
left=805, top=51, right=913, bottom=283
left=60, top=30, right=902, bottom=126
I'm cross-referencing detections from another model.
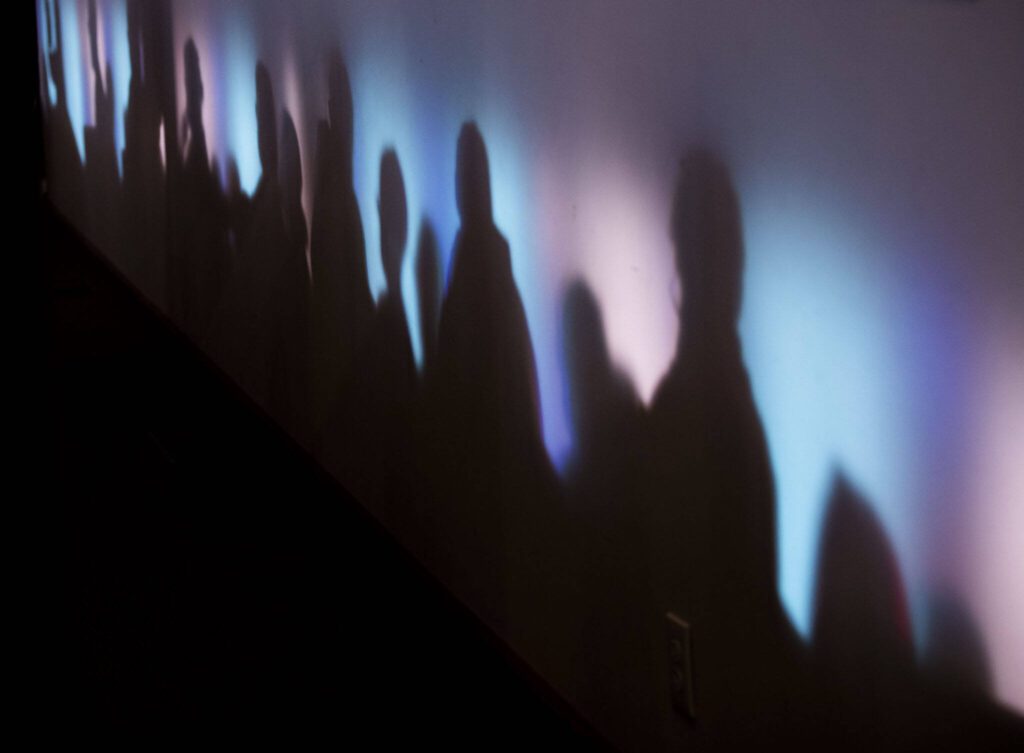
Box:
left=40, top=3, right=1022, bottom=750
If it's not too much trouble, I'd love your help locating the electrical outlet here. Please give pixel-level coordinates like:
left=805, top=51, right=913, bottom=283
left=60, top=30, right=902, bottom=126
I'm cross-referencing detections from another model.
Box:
left=666, top=612, right=695, bottom=719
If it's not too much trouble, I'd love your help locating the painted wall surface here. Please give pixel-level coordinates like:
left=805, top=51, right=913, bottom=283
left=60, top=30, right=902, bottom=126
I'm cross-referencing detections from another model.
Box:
left=38, top=0, right=1023, bottom=748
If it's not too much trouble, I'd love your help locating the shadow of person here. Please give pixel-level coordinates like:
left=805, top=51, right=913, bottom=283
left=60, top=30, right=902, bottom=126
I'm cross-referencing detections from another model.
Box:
left=810, top=471, right=917, bottom=752
left=280, top=112, right=308, bottom=275
left=560, top=279, right=659, bottom=750
left=404, top=218, right=447, bottom=564
left=330, top=150, right=419, bottom=537
left=433, top=123, right=568, bottom=673
left=83, top=0, right=119, bottom=255
left=210, top=63, right=287, bottom=412
left=221, top=154, right=251, bottom=259
left=174, top=38, right=229, bottom=344
left=371, top=150, right=416, bottom=412
left=120, top=0, right=167, bottom=307
left=812, top=479, right=1024, bottom=752
left=273, top=109, right=313, bottom=446
left=309, top=51, right=372, bottom=450
left=40, top=0, right=86, bottom=228
left=645, top=148, right=807, bottom=746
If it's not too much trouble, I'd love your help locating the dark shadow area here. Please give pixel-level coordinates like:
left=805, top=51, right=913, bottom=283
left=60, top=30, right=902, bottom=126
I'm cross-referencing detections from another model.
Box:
left=222, top=154, right=252, bottom=255
left=275, top=108, right=314, bottom=445
left=210, top=62, right=287, bottom=411
left=561, top=279, right=657, bottom=749
left=120, top=0, right=168, bottom=306
left=39, top=200, right=608, bottom=748
left=173, top=37, right=229, bottom=346
left=811, top=471, right=917, bottom=752
left=309, top=51, right=372, bottom=447
left=83, top=0, right=119, bottom=255
left=810, top=472, right=1024, bottom=752
left=324, top=149, right=418, bottom=536
left=40, top=0, right=85, bottom=227
left=644, top=148, right=809, bottom=747
left=431, top=122, right=573, bottom=682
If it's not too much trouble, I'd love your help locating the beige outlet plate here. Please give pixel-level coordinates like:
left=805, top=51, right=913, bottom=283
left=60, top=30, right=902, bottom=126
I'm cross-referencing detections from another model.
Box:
left=666, top=612, right=695, bottom=720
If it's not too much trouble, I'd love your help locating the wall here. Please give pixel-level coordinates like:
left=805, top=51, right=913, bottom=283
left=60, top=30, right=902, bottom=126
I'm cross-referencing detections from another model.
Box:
left=37, top=0, right=1024, bottom=749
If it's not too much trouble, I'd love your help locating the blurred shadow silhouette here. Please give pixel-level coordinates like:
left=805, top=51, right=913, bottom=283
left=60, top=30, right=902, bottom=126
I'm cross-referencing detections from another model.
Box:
left=149, top=0, right=181, bottom=315
left=812, top=474, right=1024, bottom=751
left=407, top=218, right=444, bottom=563
left=645, top=148, right=806, bottom=747
left=309, top=51, right=372, bottom=447
left=147, top=0, right=179, bottom=178
left=274, top=109, right=313, bottom=444
left=120, top=0, right=168, bottom=307
left=83, top=0, right=119, bottom=254
left=211, top=63, right=287, bottom=411
left=280, top=112, right=308, bottom=270
left=174, top=38, right=229, bottom=343
left=811, top=471, right=917, bottom=752
left=923, top=592, right=992, bottom=695
left=434, top=123, right=571, bottom=681
left=41, top=0, right=85, bottom=227
left=327, top=150, right=419, bottom=534
left=434, top=122, right=520, bottom=626
left=221, top=154, right=251, bottom=257
left=561, top=279, right=658, bottom=748
left=366, top=149, right=417, bottom=422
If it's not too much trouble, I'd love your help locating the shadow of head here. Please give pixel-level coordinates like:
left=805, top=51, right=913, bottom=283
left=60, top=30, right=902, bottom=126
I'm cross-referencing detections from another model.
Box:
left=671, top=149, right=744, bottom=332
left=456, top=122, right=493, bottom=229
left=812, top=470, right=913, bottom=671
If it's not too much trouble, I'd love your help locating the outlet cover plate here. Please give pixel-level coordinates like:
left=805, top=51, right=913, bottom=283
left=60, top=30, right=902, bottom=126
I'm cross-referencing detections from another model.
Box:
left=666, top=612, right=695, bottom=719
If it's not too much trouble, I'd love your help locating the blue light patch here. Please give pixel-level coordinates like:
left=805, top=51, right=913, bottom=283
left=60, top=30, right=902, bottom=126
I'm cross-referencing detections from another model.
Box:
left=349, top=36, right=461, bottom=370
left=475, top=106, right=573, bottom=471
left=222, top=11, right=260, bottom=195
left=740, top=191, right=919, bottom=643
left=105, top=0, right=130, bottom=176
left=350, top=48, right=424, bottom=337
left=58, top=0, right=87, bottom=161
